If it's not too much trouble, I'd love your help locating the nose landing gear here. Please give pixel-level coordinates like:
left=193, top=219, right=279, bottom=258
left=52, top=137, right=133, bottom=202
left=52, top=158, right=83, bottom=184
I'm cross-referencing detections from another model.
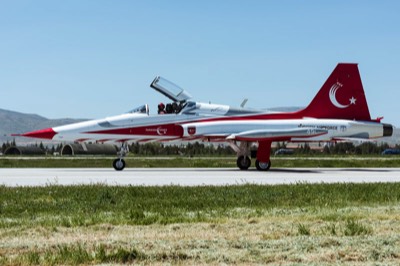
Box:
left=113, top=158, right=126, bottom=171
left=113, top=143, right=129, bottom=171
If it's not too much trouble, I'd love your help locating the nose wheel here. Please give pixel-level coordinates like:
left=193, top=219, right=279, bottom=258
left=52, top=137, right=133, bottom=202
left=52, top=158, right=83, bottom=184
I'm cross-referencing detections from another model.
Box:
left=113, top=158, right=126, bottom=171
left=113, top=143, right=129, bottom=171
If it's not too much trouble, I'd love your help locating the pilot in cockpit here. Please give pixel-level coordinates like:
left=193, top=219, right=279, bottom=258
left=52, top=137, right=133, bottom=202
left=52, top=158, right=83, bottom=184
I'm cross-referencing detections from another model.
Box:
left=165, top=103, right=173, bottom=113
left=172, top=102, right=181, bottom=113
left=158, top=103, right=166, bottom=114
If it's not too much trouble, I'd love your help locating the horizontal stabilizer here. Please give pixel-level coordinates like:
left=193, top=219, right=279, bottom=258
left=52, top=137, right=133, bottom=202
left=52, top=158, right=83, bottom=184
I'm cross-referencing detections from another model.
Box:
left=332, top=137, right=377, bottom=143
left=227, top=128, right=328, bottom=141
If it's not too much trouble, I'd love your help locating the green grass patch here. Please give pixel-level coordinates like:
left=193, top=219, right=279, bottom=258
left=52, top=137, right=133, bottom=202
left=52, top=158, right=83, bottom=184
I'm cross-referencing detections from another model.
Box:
left=344, top=218, right=373, bottom=236
left=297, top=223, right=311, bottom=236
left=0, top=183, right=399, bottom=227
left=1, top=183, right=400, bottom=264
left=18, top=244, right=144, bottom=265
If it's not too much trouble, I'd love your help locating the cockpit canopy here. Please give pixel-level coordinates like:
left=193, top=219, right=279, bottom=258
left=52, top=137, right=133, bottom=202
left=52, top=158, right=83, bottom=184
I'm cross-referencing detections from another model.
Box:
left=149, top=76, right=263, bottom=117
left=128, top=104, right=149, bottom=114
left=150, top=76, right=192, bottom=103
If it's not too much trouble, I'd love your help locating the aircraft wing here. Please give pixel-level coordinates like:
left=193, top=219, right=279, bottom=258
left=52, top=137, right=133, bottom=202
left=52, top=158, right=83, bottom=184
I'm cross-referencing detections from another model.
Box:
left=226, top=128, right=328, bottom=141
left=182, top=122, right=328, bottom=141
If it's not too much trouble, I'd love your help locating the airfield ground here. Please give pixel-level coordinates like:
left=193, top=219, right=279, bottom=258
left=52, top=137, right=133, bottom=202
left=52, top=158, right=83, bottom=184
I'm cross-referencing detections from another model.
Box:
left=1, top=156, right=400, bottom=264
left=0, top=182, right=400, bottom=265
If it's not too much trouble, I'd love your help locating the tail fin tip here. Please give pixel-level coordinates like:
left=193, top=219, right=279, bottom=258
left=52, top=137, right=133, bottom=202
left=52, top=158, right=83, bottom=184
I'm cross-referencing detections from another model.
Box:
left=302, top=63, right=371, bottom=121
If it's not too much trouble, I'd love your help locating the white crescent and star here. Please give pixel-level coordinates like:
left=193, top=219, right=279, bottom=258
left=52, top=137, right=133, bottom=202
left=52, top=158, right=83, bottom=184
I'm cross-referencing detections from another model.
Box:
left=329, top=82, right=357, bottom=109
left=156, top=127, right=167, bottom=135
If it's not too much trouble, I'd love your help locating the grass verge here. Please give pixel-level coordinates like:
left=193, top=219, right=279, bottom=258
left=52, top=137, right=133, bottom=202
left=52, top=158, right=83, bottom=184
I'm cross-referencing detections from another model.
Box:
left=1, top=183, right=400, bottom=264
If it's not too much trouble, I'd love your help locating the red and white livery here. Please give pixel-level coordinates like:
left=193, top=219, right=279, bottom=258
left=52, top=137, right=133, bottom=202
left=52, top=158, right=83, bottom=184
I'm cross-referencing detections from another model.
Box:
left=18, top=63, right=393, bottom=171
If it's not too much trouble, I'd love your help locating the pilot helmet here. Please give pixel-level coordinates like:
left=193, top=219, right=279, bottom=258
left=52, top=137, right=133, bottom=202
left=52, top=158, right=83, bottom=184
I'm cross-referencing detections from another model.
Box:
left=158, top=103, right=165, bottom=109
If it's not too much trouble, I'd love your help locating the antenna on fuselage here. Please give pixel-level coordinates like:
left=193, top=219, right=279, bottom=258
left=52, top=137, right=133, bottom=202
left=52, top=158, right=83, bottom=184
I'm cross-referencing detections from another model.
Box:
left=240, top=98, right=248, bottom=108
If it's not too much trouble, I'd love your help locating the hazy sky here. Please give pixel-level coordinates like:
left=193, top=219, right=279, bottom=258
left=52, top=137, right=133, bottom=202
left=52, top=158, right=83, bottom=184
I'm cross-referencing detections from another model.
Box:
left=1, top=1, right=399, bottom=126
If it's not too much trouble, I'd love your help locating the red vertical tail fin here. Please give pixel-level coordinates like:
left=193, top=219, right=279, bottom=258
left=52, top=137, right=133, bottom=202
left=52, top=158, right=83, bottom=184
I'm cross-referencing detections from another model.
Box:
left=301, top=63, right=371, bottom=121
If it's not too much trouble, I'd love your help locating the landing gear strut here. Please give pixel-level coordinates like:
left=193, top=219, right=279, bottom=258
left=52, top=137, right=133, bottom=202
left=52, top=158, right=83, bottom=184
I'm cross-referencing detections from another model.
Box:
left=229, top=141, right=252, bottom=171
left=113, top=143, right=129, bottom=171
left=255, top=141, right=272, bottom=171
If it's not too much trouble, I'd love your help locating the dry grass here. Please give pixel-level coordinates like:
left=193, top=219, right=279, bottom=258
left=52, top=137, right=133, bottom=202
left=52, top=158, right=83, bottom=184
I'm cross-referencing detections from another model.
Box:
left=1, top=206, right=400, bottom=265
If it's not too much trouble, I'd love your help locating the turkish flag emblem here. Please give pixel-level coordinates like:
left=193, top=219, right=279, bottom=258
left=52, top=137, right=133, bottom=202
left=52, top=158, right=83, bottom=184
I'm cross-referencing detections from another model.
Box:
left=188, top=126, right=196, bottom=135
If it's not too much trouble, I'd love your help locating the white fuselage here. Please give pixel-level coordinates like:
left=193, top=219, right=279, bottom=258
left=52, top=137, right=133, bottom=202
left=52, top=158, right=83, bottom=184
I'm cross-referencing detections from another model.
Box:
left=50, top=110, right=386, bottom=144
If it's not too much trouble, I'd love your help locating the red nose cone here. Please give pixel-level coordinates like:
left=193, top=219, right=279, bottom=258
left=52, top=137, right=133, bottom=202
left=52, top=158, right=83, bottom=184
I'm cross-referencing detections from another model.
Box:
left=20, top=128, right=58, bottom=140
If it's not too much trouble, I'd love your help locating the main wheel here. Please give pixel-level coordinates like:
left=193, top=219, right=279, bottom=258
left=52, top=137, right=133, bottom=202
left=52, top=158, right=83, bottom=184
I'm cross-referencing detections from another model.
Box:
left=113, top=158, right=126, bottom=171
left=237, top=156, right=251, bottom=170
left=255, top=160, right=271, bottom=171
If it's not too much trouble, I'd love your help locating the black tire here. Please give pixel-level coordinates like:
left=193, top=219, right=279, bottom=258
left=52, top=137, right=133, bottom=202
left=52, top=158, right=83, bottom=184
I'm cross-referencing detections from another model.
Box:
left=255, top=160, right=271, bottom=171
left=113, top=158, right=126, bottom=171
left=237, top=156, right=251, bottom=170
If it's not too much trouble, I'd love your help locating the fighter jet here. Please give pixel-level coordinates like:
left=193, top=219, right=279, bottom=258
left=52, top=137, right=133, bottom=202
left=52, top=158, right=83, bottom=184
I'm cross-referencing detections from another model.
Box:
left=17, top=63, right=393, bottom=171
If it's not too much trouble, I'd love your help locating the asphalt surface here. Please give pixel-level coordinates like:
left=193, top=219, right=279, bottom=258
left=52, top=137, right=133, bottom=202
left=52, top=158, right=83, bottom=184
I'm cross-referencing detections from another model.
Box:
left=1, top=168, right=400, bottom=186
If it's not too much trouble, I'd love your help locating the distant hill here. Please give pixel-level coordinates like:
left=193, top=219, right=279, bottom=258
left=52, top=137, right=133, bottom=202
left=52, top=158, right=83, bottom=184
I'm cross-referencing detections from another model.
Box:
left=0, top=108, right=86, bottom=144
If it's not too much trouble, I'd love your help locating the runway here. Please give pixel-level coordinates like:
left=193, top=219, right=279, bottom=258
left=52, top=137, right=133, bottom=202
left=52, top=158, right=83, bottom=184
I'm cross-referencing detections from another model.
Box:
left=1, top=168, right=400, bottom=187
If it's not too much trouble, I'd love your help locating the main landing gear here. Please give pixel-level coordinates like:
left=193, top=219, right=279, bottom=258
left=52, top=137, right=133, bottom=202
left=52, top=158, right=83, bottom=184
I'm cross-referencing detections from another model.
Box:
left=255, top=160, right=271, bottom=171
left=230, top=140, right=272, bottom=171
left=236, top=155, right=251, bottom=170
left=235, top=157, right=272, bottom=171
left=113, top=143, right=129, bottom=171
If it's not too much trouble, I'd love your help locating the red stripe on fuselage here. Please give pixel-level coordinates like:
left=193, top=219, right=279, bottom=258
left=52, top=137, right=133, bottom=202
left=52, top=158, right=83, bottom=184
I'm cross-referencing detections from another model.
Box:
left=84, top=124, right=184, bottom=137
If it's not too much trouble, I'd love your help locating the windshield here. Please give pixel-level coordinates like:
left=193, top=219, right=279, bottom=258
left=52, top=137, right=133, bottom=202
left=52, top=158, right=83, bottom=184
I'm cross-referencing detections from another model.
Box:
left=127, top=104, right=149, bottom=114
left=150, top=76, right=192, bottom=102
